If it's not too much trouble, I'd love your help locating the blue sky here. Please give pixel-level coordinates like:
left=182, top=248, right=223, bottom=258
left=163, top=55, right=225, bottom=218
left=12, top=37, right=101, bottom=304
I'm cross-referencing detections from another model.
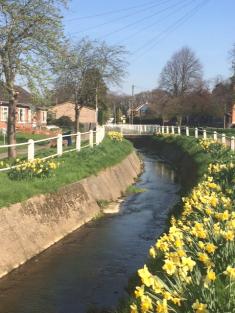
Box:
left=62, top=0, right=235, bottom=95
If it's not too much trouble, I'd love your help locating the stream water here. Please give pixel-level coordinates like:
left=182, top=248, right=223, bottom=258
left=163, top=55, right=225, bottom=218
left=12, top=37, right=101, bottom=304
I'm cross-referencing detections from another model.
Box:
left=0, top=145, right=180, bottom=313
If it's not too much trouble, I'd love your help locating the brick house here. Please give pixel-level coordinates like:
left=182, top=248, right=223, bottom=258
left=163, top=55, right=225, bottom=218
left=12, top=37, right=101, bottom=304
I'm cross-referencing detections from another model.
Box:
left=50, top=101, right=97, bottom=130
left=0, top=85, right=47, bottom=131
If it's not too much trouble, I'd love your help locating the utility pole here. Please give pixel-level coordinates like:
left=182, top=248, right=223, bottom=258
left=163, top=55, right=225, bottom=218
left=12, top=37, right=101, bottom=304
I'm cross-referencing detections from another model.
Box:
left=131, top=84, right=135, bottom=124
left=95, top=87, right=98, bottom=126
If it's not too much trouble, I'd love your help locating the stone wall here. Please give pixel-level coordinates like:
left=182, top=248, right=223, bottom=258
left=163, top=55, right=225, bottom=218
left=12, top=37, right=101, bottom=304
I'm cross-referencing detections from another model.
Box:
left=0, top=152, right=141, bottom=279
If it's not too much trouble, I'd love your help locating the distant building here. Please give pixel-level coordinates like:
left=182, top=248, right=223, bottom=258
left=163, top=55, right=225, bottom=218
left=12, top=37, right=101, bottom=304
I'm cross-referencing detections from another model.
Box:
left=0, top=85, right=47, bottom=131
left=50, top=101, right=97, bottom=130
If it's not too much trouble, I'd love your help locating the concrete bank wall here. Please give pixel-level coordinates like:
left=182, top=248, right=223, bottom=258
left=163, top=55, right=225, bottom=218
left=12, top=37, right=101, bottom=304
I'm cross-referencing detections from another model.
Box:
left=0, top=152, right=141, bottom=279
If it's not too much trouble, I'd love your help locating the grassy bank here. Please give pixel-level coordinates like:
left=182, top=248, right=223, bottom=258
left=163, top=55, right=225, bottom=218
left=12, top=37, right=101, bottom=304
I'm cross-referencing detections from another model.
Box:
left=0, top=137, right=133, bottom=208
left=118, top=135, right=235, bottom=313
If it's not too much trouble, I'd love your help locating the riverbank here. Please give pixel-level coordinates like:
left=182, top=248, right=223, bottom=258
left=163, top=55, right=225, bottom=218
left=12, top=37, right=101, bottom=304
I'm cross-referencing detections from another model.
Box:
left=0, top=138, right=141, bottom=279
left=124, top=135, right=235, bottom=313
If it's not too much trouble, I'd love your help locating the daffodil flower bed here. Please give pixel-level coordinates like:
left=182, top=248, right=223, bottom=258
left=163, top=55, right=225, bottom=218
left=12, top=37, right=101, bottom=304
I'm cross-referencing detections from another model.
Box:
left=7, top=158, right=60, bottom=180
left=108, top=131, right=123, bottom=142
left=129, top=138, right=235, bottom=313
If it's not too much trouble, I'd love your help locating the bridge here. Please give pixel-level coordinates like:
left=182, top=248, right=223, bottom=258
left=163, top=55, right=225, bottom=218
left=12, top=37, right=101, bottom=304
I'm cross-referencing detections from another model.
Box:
left=105, top=124, right=235, bottom=152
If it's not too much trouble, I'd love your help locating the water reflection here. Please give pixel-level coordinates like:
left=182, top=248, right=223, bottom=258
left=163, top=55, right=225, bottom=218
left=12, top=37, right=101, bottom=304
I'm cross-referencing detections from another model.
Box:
left=155, top=161, right=175, bottom=183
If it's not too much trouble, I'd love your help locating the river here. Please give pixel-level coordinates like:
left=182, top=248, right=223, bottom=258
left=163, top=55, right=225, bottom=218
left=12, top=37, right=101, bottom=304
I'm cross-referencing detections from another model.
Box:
left=0, top=145, right=180, bottom=313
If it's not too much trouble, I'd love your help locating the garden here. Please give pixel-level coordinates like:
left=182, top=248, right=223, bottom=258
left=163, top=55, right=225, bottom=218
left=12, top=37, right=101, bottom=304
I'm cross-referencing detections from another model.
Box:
left=126, top=135, right=235, bottom=313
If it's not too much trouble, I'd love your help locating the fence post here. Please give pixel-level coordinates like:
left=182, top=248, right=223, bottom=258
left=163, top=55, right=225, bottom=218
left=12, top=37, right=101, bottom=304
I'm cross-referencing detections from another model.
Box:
left=166, top=126, right=169, bottom=134
left=28, top=139, right=35, bottom=161
left=57, top=134, right=63, bottom=156
left=178, top=126, right=181, bottom=135
left=213, top=131, right=217, bottom=142
left=186, top=127, right=189, bottom=136
left=221, top=133, right=226, bottom=145
left=195, top=128, right=198, bottom=138
left=231, top=136, right=235, bottom=151
left=162, top=126, right=164, bottom=134
left=96, top=128, right=100, bottom=145
left=171, top=126, right=175, bottom=134
left=89, top=130, right=93, bottom=147
left=203, top=129, right=207, bottom=139
left=76, top=132, right=81, bottom=151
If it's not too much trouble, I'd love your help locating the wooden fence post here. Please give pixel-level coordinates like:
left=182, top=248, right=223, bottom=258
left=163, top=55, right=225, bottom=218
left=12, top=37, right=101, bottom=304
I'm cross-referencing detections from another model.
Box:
left=171, top=126, right=175, bottom=134
left=195, top=128, right=198, bottom=138
left=231, top=136, right=235, bottom=151
left=28, top=139, right=35, bottom=161
left=213, top=131, right=217, bottom=141
left=203, top=129, right=207, bottom=139
left=89, top=130, right=93, bottom=147
left=76, top=132, right=81, bottom=151
left=57, top=134, right=63, bottom=156
left=186, top=127, right=189, bottom=136
left=222, top=133, right=226, bottom=145
left=178, top=126, right=181, bottom=135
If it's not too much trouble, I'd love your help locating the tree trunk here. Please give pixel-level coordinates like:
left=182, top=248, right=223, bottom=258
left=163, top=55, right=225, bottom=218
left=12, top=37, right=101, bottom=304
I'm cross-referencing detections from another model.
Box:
left=75, top=103, right=81, bottom=133
left=7, top=89, right=17, bottom=158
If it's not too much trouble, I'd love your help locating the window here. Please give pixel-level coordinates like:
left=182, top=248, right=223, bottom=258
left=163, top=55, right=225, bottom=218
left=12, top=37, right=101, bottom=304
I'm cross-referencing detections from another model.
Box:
left=18, top=108, right=26, bottom=123
left=1, top=106, right=8, bottom=122
left=42, top=111, right=47, bottom=123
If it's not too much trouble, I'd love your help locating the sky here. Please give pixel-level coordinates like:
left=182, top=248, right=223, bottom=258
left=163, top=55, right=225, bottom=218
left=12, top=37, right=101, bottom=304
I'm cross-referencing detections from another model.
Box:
left=62, top=0, right=235, bottom=95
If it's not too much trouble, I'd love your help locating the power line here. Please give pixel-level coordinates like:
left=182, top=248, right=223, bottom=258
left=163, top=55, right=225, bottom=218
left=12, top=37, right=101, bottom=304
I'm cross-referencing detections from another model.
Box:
left=132, top=0, right=210, bottom=59
left=64, top=0, right=157, bottom=22
left=67, top=0, right=175, bottom=36
left=114, top=0, right=194, bottom=45
left=99, top=0, right=191, bottom=40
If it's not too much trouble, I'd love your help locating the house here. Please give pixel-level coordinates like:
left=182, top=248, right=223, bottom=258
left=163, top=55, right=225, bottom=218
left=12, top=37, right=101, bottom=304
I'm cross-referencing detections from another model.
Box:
left=128, top=103, right=150, bottom=121
left=0, top=85, right=47, bottom=131
left=50, top=101, right=97, bottom=130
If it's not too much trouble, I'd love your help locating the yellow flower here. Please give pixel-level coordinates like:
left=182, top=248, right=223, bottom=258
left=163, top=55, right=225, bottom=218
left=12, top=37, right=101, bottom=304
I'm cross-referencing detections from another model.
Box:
left=134, top=286, right=145, bottom=299
left=198, top=252, right=211, bottom=266
left=149, top=246, right=156, bottom=259
left=141, top=295, right=153, bottom=313
left=222, top=230, right=234, bottom=241
left=156, top=299, right=168, bottom=313
left=181, top=256, right=196, bottom=272
left=162, top=259, right=176, bottom=276
left=138, top=265, right=153, bottom=287
left=205, top=243, right=217, bottom=254
left=192, top=300, right=208, bottom=313
left=224, top=266, right=235, bottom=280
left=130, top=303, right=138, bottom=313
left=172, top=297, right=181, bottom=306
left=204, top=269, right=216, bottom=288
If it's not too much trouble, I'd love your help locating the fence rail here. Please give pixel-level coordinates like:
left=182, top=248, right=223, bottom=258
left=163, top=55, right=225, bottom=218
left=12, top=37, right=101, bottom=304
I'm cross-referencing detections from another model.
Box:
left=106, top=124, right=235, bottom=152
left=0, top=126, right=105, bottom=172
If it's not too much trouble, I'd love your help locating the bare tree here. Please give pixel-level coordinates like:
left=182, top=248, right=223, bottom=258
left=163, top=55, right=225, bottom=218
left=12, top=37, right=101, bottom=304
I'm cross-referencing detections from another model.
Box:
left=159, top=47, right=203, bottom=125
left=0, top=0, right=67, bottom=157
left=56, top=38, right=128, bottom=131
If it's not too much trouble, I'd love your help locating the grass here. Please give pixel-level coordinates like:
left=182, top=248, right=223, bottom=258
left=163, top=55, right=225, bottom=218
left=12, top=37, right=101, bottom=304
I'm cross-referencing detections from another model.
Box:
left=125, top=185, right=146, bottom=195
left=0, top=137, right=133, bottom=208
left=0, top=131, right=49, bottom=145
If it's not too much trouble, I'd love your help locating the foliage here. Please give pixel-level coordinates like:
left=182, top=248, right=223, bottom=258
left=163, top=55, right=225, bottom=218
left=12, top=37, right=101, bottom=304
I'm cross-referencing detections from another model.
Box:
left=53, top=116, right=74, bottom=130
left=55, top=38, right=128, bottom=131
left=108, top=131, right=123, bottom=141
left=7, top=158, right=59, bottom=180
left=0, top=0, right=67, bottom=157
left=128, top=136, right=235, bottom=313
left=0, top=137, right=133, bottom=208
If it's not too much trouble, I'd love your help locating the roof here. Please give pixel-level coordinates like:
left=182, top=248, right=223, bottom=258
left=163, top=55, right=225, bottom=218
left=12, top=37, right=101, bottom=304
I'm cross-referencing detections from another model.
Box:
left=0, top=84, right=32, bottom=104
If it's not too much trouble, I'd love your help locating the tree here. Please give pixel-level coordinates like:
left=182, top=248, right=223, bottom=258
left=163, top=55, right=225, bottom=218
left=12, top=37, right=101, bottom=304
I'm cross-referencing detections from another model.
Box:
left=159, top=47, right=203, bottom=124
left=55, top=38, right=128, bottom=131
left=0, top=0, right=67, bottom=157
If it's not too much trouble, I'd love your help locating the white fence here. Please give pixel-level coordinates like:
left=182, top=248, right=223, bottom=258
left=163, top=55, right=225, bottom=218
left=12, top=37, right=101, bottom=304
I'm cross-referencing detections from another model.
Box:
left=0, top=126, right=105, bottom=172
left=106, top=124, right=235, bottom=152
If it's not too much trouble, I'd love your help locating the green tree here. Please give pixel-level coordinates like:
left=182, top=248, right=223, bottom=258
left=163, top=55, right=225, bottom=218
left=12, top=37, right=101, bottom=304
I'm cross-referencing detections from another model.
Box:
left=0, top=0, right=67, bottom=157
left=55, top=38, right=128, bottom=131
